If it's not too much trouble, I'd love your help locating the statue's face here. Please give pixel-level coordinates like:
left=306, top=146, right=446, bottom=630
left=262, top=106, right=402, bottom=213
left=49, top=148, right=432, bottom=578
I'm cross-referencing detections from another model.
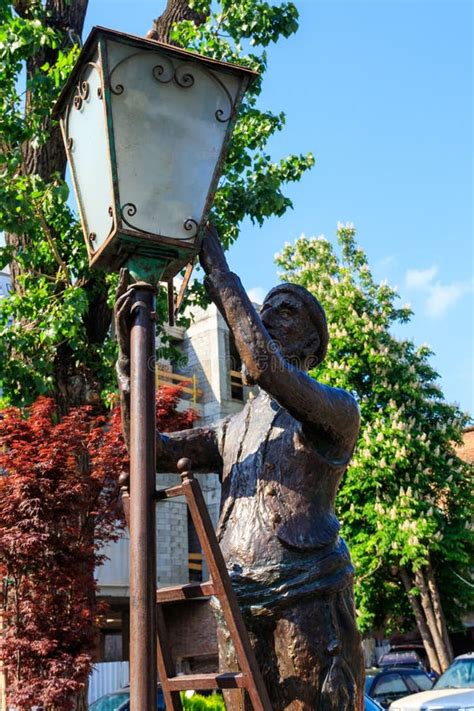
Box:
left=260, top=291, right=320, bottom=370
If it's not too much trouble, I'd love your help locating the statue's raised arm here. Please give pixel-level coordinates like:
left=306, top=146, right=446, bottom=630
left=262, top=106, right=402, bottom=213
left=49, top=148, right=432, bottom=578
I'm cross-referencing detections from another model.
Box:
left=200, top=226, right=360, bottom=461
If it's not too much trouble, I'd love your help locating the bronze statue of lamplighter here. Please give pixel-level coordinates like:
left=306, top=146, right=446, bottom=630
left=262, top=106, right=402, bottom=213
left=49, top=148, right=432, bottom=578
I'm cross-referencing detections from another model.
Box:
left=116, top=226, right=364, bottom=710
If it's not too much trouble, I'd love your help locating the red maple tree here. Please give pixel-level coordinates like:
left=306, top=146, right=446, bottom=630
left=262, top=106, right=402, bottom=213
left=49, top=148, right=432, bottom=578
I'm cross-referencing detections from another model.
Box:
left=0, top=386, right=197, bottom=710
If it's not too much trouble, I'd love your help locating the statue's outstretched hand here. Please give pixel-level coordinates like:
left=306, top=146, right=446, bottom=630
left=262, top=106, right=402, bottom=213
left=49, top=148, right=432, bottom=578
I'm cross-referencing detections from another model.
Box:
left=114, top=269, right=134, bottom=398
left=114, top=269, right=163, bottom=459
left=199, top=223, right=229, bottom=275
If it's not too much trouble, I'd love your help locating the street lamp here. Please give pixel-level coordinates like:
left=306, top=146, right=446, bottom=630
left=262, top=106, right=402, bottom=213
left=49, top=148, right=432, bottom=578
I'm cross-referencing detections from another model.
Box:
left=53, top=26, right=256, bottom=711
left=53, top=26, right=257, bottom=283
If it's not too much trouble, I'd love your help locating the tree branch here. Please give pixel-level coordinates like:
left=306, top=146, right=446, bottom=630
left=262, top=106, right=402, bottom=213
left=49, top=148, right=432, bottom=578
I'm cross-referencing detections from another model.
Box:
left=148, top=0, right=208, bottom=43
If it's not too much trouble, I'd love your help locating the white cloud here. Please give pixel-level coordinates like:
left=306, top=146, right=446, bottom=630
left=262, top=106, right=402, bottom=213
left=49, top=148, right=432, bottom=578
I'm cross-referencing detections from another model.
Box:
left=425, top=281, right=473, bottom=318
left=247, top=286, right=266, bottom=305
left=404, top=264, right=473, bottom=319
left=405, top=265, right=438, bottom=290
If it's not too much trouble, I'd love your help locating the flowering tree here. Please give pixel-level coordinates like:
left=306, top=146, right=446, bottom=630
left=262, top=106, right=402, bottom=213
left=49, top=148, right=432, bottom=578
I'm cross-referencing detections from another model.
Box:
left=0, top=386, right=197, bottom=710
left=275, top=225, right=473, bottom=673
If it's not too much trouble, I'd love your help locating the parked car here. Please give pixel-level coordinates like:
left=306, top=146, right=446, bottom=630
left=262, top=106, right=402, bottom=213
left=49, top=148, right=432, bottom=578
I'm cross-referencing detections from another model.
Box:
left=379, top=649, right=438, bottom=681
left=388, top=652, right=474, bottom=710
left=365, top=694, right=384, bottom=710
left=380, top=645, right=438, bottom=678
left=90, top=688, right=383, bottom=710
left=365, top=667, right=434, bottom=708
left=380, top=651, right=425, bottom=669
left=88, top=686, right=165, bottom=711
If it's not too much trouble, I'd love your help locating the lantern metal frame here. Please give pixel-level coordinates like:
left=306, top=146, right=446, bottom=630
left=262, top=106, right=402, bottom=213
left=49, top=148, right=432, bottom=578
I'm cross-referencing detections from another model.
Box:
left=53, top=27, right=258, bottom=281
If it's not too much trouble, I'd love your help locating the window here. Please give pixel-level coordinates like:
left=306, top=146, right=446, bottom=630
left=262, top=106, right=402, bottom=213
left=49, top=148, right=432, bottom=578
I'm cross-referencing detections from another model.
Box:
left=435, top=659, right=474, bottom=689
left=406, top=671, right=433, bottom=691
left=228, top=333, right=244, bottom=401
left=373, top=673, right=409, bottom=695
left=103, top=631, right=123, bottom=662
left=187, top=510, right=203, bottom=582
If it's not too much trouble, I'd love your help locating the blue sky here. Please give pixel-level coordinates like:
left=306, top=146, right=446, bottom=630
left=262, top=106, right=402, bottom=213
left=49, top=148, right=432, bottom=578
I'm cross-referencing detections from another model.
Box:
left=84, top=0, right=472, bottom=415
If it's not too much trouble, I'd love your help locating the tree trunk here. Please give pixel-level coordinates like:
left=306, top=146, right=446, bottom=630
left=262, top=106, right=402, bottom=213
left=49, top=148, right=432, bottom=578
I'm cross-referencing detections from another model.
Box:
left=148, top=0, right=208, bottom=43
left=414, top=569, right=451, bottom=671
left=7, top=0, right=89, bottom=288
left=399, top=566, right=441, bottom=674
left=5, top=0, right=117, bottom=413
left=427, top=560, right=453, bottom=662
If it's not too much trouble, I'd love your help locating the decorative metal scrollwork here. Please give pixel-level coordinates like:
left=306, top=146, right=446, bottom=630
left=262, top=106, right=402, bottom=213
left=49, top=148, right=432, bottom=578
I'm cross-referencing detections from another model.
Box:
left=108, top=51, right=235, bottom=123
left=183, top=218, right=199, bottom=237
left=73, top=80, right=90, bottom=110
left=207, top=70, right=234, bottom=123
left=152, top=59, right=195, bottom=90
left=119, top=202, right=198, bottom=242
left=110, top=82, right=124, bottom=96
left=120, top=203, right=138, bottom=231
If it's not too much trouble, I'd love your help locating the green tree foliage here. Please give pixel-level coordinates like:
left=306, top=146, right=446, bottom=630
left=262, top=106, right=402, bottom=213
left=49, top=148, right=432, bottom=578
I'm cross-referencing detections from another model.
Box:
left=275, top=225, right=473, bottom=671
left=181, top=692, right=226, bottom=710
left=0, top=0, right=313, bottom=408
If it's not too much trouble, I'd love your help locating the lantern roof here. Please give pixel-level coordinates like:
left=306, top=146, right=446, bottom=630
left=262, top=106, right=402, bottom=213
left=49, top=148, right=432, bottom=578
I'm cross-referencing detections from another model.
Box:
left=53, top=25, right=259, bottom=119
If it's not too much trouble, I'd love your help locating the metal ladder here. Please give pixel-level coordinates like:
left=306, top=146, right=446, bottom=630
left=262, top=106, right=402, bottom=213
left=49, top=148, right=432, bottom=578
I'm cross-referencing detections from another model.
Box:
left=153, top=457, right=272, bottom=711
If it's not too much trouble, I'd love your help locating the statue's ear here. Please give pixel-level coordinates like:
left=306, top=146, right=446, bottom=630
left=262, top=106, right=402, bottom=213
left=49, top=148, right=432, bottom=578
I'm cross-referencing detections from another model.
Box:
left=302, top=332, right=321, bottom=361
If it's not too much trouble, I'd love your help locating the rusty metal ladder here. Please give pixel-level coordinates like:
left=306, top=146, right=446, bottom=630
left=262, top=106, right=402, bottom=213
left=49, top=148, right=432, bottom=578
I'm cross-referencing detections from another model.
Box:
left=153, top=457, right=272, bottom=711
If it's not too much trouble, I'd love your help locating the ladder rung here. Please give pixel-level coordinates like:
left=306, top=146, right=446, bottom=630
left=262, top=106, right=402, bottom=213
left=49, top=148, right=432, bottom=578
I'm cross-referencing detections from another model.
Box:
left=155, top=484, right=183, bottom=500
left=156, top=581, right=215, bottom=603
left=165, top=672, right=247, bottom=692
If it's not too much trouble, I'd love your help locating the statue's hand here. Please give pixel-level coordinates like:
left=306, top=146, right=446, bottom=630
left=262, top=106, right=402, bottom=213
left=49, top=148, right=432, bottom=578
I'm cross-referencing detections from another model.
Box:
left=199, top=223, right=228, bottom=275
left=114, top=268, right=134, bottom=396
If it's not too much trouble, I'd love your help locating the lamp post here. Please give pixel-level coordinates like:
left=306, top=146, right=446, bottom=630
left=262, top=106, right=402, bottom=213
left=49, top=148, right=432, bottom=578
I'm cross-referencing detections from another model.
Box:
left=53, top=27, right=256, bottom=710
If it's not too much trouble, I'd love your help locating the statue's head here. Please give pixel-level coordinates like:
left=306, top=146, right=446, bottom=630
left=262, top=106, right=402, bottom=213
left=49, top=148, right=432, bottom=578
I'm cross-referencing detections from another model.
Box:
left=260, top=283, right=328, bottom=371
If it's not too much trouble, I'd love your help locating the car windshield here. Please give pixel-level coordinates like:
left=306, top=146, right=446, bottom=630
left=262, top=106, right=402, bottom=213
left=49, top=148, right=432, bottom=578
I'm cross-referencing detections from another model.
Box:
left=406, top=671, right=433, bottom=691
left=88, top=692, right=130, bottom=711
left=434, top=659, right=474, bottom=689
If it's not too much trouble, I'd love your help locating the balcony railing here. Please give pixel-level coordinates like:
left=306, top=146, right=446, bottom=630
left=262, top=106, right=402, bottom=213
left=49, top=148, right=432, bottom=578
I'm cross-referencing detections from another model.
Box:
left=230, top=369, right=244, bottom=401
left=156, top=369, right=203, bottom=405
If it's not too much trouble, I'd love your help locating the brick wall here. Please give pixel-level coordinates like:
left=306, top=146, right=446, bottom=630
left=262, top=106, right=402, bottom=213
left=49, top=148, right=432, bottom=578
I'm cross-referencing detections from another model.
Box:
left=164, top=599, right=218, bottom=671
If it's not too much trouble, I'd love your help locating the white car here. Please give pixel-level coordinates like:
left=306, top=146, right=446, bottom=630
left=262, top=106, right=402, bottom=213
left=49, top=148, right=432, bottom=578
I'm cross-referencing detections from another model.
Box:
left=389, top=653, right=474, bottom=710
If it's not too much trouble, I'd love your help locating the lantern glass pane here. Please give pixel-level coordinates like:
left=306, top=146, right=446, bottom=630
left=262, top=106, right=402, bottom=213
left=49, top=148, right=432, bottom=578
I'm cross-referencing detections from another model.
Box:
left=65, top=57, right=114, bottom=253
left=106, top=40, right=241, bottom=241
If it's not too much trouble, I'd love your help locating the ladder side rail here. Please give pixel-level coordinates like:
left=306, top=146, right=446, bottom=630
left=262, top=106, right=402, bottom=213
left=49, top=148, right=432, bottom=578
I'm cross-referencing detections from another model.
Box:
left=181, top=474, right=272, bottom=711
left=155, top=604, right=184, bottom=710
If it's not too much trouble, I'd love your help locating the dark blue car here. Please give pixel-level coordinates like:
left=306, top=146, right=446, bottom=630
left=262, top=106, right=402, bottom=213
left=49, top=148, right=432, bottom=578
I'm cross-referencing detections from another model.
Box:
left=365, top=667, right=433, bottom=708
